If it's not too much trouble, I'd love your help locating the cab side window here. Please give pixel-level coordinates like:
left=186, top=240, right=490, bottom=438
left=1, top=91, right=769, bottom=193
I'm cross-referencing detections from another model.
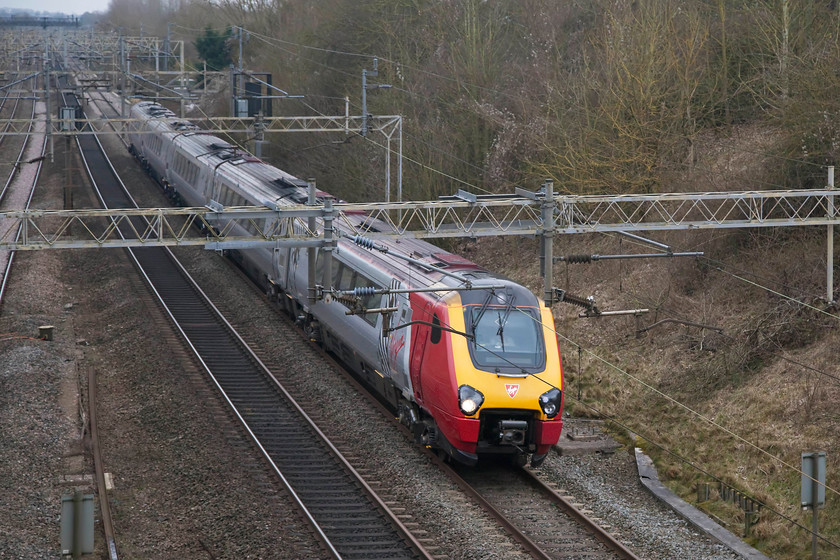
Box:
left=430, top=314, right=442, bottom=344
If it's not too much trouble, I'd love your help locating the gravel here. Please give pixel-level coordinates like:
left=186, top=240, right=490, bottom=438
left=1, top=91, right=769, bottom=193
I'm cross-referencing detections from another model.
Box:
left=0, top=90, right=752, bottom=559
left=540, top=451, right=742, bottom=559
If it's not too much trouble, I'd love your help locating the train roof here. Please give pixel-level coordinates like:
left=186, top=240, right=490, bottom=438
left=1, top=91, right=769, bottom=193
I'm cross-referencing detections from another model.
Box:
left=131, top=102, right=536, bottom=304
left=133, top=102, right=315, bottom=205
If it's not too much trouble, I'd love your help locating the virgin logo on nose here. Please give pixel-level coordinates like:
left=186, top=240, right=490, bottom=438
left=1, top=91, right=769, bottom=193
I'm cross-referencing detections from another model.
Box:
left=505, top=384, right=519, bottom=398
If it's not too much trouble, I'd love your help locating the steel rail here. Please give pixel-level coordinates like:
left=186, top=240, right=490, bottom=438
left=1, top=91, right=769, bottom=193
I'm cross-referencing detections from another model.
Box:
left=0, top=90, right=42, bottom=309
left=520, top=467, right=641, bottom=560
left=64, top=79, right=342, bottom=559
left=74, top=106, right=347, bottom=560
left=69, top=80, right=431, bottom=560
left=0, top=94, right=32, bottom=202
left=258, top=293, right=632, bottom=560
left=87, top=366, right=119, bottom=560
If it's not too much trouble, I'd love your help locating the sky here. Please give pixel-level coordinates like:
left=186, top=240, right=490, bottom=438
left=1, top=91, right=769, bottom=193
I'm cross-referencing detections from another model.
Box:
left=0, top=0, right=109, bottom=15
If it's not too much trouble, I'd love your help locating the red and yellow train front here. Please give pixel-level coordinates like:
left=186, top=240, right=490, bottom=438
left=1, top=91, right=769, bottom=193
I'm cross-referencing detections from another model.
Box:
left=414, top=286, right=564, bottom=467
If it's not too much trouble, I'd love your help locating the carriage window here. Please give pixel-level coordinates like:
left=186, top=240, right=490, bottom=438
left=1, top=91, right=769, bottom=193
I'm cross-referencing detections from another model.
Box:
left=430, top=314, right=442, bottom=344
left=354, top=274, right=381, bottom=327
left=320, top=259, right=382, bottom=327
left=338, top=266, right=355, bottom=290
left=331, top=262, right=342, bottom=289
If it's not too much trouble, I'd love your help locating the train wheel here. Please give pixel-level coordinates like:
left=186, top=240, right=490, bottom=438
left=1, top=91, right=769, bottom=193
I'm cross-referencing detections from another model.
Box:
left=436, top=449, right=451, bottom=464
left=284, top=296, right=297, bottom=319
left=530, top=452, right=548, bottom=468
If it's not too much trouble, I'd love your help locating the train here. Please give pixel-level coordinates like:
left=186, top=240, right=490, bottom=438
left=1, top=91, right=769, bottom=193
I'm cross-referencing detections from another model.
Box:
left=127, top=101, right=564, bottom=467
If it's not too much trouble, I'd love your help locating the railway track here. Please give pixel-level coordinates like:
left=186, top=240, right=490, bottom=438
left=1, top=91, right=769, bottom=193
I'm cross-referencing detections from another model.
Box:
left=63, top=64, right=645, bottom=559
left=454, top=463, right=639, bottom=560
left=210, top=256, right=644, bottom=560
left=60, top=71, right=435, bottom=560
left=0, top=78, right=42, bottom=309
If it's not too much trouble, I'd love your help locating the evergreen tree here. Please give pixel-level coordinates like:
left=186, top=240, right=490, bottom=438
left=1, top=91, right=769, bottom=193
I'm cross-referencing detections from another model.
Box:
left=194, top=26, right=232, bottom=71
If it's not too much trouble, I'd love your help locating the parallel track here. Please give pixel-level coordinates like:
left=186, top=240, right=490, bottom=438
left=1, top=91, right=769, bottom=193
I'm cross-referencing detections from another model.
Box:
left=60, top=71, right=433, bottom=560
left=61, top=64, right=643, bottom=560
left=0, top=80, right=41, bottom=309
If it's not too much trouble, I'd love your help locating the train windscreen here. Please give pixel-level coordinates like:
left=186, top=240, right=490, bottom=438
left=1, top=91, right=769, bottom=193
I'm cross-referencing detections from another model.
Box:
left=468, top=305, right=545, bottom=370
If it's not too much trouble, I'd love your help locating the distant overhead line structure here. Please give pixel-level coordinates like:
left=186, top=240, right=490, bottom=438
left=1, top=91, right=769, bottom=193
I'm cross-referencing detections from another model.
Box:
left=2, top=114, right=404, bottom=201
left=0, top=17, right=79, bottom=28
left=0, top=115, right=403, bottom=137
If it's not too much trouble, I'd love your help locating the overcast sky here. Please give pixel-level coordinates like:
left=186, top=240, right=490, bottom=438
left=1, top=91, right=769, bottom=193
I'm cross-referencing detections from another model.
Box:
left=0, top=0, right=109, bottom=14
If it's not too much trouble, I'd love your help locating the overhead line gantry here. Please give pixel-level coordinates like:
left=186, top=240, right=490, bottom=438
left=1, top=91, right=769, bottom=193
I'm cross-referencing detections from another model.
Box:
left=2, top=184, right=837, bottom=302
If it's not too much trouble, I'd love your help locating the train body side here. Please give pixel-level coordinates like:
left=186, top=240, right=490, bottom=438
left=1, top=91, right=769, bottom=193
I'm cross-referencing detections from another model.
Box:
left=127, top=101, right=564, bottom=466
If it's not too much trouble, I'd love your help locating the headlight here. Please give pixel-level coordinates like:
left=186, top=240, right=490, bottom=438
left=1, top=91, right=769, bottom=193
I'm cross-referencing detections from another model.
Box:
left=458, top=385, right=485, bottom=416
left=539, top=388, right=562, bottom=418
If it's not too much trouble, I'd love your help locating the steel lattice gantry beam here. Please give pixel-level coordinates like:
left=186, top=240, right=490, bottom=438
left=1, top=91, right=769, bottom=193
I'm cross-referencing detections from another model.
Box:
left=0, top=115, right=403, bottom=136
left=1, top=188, right=838, bottom=251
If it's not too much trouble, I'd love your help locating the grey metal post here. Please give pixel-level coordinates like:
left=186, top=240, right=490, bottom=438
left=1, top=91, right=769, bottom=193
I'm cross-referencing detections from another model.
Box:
left=155, top=37, right=159, bottom=94
left=238, top=26, right=243, bottom=72
left=229, top=63, right=235, bottom=116
left=361, top=68, right=367, bottom=137
left=385, top=133, right=391, bottom=203
left=180, top=38, right=186, bottom=96
left=72, top=490, right=83, bottom=559
left=237, top=26, right=244, bottom=115
left=307, top=178, right=317, bottom=302
left=398, top=116, right=403, bottom=202
left=345, top=96, right=350, bottom=135
left=44, top=51, right=53, bottom=162
left=828, top=166, right=835, bottom=304
left=323, top=198, right=334, bottom=289
left=812, top=474, right=819, bottom=560
left=119, top=36, right=126, bottom=119
left=542, top=179, right=556, bottom=306
left=164, top=22, right=171, bottom=72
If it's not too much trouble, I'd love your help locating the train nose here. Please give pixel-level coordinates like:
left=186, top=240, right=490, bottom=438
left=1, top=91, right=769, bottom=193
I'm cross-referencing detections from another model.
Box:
left=497, top=420, right=528, bottom=445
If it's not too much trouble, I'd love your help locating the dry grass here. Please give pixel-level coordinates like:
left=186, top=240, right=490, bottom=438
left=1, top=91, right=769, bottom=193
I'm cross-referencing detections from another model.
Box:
left=462, top=124, right=840, bottom=559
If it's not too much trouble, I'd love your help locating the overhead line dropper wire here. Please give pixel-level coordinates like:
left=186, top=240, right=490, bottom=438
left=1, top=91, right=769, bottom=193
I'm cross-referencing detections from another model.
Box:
left=286, top=88, right=496, bottom=196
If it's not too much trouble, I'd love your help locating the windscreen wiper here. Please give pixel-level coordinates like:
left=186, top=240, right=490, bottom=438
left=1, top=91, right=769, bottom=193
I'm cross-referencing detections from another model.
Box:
left=495, top=294, right=515, bottom=352
left=496, top=311, right=505, bottom=351
left=471, top=291, right=494, bottom=336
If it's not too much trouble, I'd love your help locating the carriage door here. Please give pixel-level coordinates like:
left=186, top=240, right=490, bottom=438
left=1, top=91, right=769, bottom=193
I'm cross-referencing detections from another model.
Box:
left=380, top=281, right=412, bottom=391
left=408, top=302, right=433, bottom=403
left=272, top=220, right=289, bottom=289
